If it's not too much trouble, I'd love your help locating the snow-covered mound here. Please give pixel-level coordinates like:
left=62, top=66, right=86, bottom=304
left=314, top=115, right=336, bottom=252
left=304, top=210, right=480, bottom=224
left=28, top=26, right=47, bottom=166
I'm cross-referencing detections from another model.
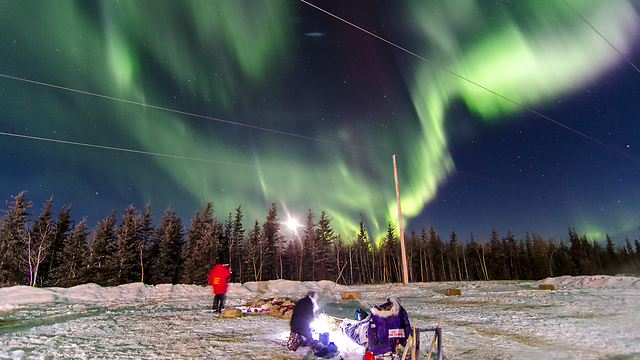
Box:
left=2, top=276, right=638, bottom=311
left=0, top=280, right=349, bottom=311
left=540, top=275, right=640, bottom=288
left=1, top=276, right=640, bottom=359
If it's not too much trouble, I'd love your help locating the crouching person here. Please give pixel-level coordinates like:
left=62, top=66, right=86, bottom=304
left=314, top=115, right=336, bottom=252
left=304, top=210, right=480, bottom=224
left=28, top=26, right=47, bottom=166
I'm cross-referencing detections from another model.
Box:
left=287, top=291, right=319, bottom=351
left=287, top=291, right=339, bottom=358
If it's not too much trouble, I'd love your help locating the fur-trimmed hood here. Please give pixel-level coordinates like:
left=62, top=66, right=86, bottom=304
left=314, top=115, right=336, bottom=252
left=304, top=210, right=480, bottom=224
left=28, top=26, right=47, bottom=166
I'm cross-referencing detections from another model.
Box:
left=370, top=296, right=401, bottom=318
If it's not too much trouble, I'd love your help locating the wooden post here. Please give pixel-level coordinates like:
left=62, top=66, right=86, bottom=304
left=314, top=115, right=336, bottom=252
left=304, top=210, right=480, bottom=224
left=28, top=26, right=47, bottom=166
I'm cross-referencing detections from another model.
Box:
left=426, top=319, right=443, bottom=360
left=393, top=155, right=410, bottom=286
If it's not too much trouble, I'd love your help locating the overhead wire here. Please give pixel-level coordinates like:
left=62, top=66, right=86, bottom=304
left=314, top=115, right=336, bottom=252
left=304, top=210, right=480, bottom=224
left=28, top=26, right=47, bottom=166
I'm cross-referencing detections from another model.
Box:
left=299, top=0, right=640, bottom=164
left=0, top=73, right=387, bottom=156
left=0, top=131, right=249, bottom=166
left=0, top=1, right=635, bottom=206
left=562, top=0, right=640, bottom=74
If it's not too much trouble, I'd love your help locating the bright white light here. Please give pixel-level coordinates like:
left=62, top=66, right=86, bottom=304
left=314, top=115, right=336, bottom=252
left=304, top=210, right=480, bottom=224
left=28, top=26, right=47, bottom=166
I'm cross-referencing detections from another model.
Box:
left=311, top=318, right=330, bottom=334
left=286, top=217, right=301, bottom=231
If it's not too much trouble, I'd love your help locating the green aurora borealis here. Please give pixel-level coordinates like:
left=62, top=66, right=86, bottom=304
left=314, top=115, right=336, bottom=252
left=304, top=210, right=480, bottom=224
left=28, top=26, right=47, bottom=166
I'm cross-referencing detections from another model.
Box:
left=1, top=1, right=639, bottom=243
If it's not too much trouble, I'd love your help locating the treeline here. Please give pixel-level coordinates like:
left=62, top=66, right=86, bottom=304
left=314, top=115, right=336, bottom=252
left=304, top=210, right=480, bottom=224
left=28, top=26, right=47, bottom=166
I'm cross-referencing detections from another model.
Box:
left=1, top=191, right=639, bottom=288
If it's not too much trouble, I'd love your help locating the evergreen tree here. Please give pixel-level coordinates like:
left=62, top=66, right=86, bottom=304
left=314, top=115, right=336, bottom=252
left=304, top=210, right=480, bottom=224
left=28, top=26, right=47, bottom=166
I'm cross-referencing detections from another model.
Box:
left=446, top=231, right=462, bottom=281
left=487, top=226, right=507, bottom=280
left=603, top=234, right=618, bottom=274
left=183, top=203, right=212, bottom=284
left=138, top=203, right=154, bottom=284
left=553, top=240, right=574, bottom=277
left=51, top=218, right=89, bottom=287
left=283, top=235, right=303, bottom=281
left=315, top=210, right=335, bottom=281
left=469, top=233, right=488, bottom=281
left=116, top=205, right=142, bottom=285
left=355, top=215, right=372, bottom=284
left=623, top=239, right=637, bottom=274
left=418, top=227, right=431, bottom=282
left=524, top=232, right=534, bottom=279
left=262, top=203, right=281, bottom=280
left=531, top=232, right=550, bottom=279
left=87, top=211, right=118, bottom=286
left=568, top=228, right=591, bottom=275
left=406, top=230, right=418, bottom=282
left=152, top=208, right=185, bottom=284
left=428, top=225, right=445, bottom=281
left=43, top=205, right=72, bottom=286
left=301, top=209, right=316, bottom=281
left=0, top=191, right=32, bottom=286
left=504, top=231, right=518, bottom=280
left=246, top=220, right=264, bottom=281
left=383, top=222, right=400, bottom=283
left=227, top=205, right=245, bottom=283
left=516, top=238, right=528, bottom=280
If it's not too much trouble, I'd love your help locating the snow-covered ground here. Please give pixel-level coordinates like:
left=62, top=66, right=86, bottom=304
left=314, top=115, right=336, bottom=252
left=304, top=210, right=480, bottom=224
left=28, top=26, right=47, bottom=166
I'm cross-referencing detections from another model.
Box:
left=1, top=276, right=639, bottom=359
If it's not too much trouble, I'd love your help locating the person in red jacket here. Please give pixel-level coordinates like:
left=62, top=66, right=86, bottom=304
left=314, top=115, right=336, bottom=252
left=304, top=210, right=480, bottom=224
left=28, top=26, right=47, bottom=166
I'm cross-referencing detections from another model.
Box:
left=208, top=264, right=231, bottom=312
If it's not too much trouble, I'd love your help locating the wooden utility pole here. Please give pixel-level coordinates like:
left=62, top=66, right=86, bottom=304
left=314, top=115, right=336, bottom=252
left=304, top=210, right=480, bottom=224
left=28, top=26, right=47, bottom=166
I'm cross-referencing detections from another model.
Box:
left=393, top=154, right=410, bottom=286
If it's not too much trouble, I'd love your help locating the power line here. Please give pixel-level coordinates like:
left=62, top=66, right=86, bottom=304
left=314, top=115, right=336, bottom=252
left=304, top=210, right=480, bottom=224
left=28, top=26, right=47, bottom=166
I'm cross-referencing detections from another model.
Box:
left=299, top=0, right=640, bottom=164
left=0, top=73, right=385, bottom=154
left=562, top=0, right=640, bottom=74
left=0, top=131, right=249, bottom=166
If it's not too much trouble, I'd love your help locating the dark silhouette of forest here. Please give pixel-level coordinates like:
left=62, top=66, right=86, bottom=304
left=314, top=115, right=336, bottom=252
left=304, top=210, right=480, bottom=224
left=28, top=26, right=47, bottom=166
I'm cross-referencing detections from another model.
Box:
left=1, top=191, right=639, bottom=288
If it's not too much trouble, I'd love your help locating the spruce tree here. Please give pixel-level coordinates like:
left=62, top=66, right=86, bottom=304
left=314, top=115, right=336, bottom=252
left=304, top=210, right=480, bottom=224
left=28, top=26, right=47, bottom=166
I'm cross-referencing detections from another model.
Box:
left=262, top=203, right=281, bottom=280
left=42, top=205, right=72, bottom=286
left=504, top=231, right=518, bottom=280
left=138, top=203, right=154, bottom=284
left=487, top=226, right=507, bottom=280
left=0, top=191, right=33, bottom=286
left=531, top=232, right=550, bottom=279
left=603, top=234, right=618, bottom=274
left=447, top=231, right=462, bottom=282
left=315, top=210, right=336, bottom=281
left=246, top=220, right=263, bottom=281
left=52, top=218, right=89, bottom=287
left=229, top=205, right=245, bottom=283
left=428, top=225, right=444, bottom=281
left=88, top=211, right=118, bottom=287
left=116, top=205, right=142, bottom=285
left=152, top=208, right=185, bottom=284
left=183, top=203, right=212, bottom=284
left=301, top=209, right=316, bottom=281
left=355, top=216, right=372, bottom=284
left=418, top=227, right=430, bottom=282
left=383, top=222, right=400, bottom=283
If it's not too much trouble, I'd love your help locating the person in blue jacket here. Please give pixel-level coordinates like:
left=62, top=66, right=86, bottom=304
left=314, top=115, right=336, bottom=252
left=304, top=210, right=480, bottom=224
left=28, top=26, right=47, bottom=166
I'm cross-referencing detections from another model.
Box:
left=367, top=296, right=411, bottom=355
left=340, top=296, right=411, bottom=356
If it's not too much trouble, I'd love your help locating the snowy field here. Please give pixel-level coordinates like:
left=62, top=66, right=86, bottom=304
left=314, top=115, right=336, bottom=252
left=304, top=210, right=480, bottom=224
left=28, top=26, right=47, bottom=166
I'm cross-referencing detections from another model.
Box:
left=1, top=276, right=639, bottom=360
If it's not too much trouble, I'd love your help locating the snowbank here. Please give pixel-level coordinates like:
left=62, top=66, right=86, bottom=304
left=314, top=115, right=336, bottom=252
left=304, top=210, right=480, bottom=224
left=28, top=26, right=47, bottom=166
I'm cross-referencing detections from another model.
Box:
left=0, top=280, right=349, bottom=311
left=1, top=277, right=640, bottom=359
left=540, top=275, right=640, bottom=288
left=2, top=276, right=638, bottom=311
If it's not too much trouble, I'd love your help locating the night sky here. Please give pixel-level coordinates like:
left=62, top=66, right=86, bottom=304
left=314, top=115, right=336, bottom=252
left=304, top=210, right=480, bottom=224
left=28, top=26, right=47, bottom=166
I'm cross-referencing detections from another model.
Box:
left=1, top=0, right=639, bottom=245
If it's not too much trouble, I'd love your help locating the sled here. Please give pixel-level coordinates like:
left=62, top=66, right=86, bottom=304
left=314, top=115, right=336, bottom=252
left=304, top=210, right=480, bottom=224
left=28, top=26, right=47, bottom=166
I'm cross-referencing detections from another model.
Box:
left=413, top=319, right=443, bottom=360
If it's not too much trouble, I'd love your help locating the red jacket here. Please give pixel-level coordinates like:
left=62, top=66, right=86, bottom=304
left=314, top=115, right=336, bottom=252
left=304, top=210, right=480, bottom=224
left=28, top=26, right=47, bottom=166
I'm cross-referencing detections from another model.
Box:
left=209, top=264, right=231, bottom=294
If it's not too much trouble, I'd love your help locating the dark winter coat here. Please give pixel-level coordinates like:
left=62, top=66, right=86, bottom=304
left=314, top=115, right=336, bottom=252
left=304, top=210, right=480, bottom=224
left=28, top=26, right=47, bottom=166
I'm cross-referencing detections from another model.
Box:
left=289, top=295, right=316, bottom=336
left=367, top=297, right=411, bottom=355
